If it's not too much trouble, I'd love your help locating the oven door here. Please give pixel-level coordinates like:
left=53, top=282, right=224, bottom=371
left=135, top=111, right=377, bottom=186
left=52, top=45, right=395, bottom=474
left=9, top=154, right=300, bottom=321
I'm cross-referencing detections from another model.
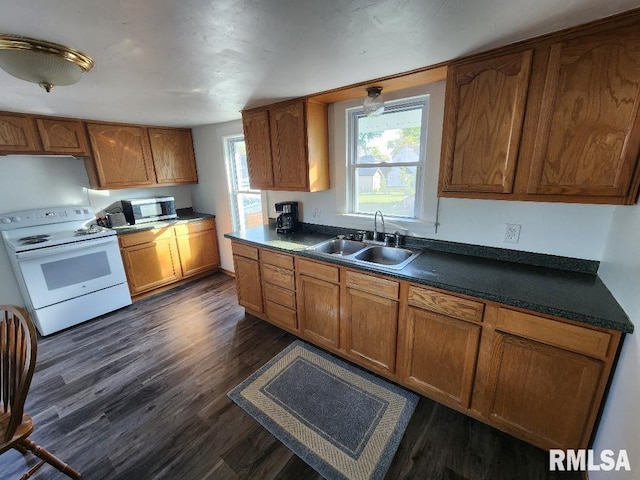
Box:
left=15, top=236, right=128, bottom=309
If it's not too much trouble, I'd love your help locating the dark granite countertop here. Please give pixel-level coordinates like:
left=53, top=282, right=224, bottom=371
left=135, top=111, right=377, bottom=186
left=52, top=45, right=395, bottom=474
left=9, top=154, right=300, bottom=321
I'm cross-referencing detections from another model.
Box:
left=112, top=210, right=214, bottom=235
left=224, top=225, right=633, bottom=334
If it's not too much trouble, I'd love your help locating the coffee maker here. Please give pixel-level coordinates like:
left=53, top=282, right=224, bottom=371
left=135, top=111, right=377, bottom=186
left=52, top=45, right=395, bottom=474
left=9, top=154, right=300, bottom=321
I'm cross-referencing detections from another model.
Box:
left=275, top=201, right=299, bottom=233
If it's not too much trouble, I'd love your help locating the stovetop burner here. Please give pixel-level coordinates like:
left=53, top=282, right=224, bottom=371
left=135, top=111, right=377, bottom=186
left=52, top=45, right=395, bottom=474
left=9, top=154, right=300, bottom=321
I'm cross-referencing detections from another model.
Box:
left=20, top=238, right=50, bottom=245
left=75, top=226, right=104, bottom=236
left=19, top=234, right=51, bottom=242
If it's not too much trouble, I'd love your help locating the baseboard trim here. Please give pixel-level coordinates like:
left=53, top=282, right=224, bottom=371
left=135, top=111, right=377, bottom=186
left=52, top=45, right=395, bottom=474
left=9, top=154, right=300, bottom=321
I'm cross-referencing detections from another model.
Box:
left=220, top=268, right=235, bottom=277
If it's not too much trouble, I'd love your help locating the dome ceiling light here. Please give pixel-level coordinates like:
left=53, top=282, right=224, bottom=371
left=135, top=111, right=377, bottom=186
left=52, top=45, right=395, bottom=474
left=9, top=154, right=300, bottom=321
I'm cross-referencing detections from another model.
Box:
left=0, top=34, right=94, bottom=92
left=363, top=86, right=385, bottom=117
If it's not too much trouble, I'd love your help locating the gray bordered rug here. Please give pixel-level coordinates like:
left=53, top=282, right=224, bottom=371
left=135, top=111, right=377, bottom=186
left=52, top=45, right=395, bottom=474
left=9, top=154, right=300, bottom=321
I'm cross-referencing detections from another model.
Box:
left=228, top=340, right=419, bottom=480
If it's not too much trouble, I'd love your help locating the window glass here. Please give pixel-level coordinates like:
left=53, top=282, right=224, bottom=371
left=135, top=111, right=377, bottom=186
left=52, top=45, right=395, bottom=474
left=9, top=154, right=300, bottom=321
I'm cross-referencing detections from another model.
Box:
left=225, top=136, right=263, bottom=230
left=349, top=99, right=427, bottom=218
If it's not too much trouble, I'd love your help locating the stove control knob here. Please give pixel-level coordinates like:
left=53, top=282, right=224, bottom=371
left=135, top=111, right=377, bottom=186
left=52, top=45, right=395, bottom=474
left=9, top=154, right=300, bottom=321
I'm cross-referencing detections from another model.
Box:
left=0, top=217, right=11, bottom=224
left=11, top=216, right=21, bottom=223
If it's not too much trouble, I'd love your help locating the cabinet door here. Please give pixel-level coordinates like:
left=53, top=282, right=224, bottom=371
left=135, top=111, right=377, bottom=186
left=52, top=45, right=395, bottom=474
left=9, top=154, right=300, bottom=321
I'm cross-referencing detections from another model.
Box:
left=440, top=50, right=532, bottom=194
left=297, top=274, right=340, bottom=349
left=400, top=307, right=481, bottom=408
left=176, top=230, right=220, bottom=278
left=343, top=287, right=399, bottom=374
left=36, top=118, right=89, bottom=155
left=148, top=128, right=198, bottom=184
left=86, top=123, right=156, bottom=188
left=232, top=255, right=264, bottom=314
left=121, top=238, right=182, bottom=295
left=0, top=113, right=40, bottom=153
left=528, top=27, right=640, bottom=199
left=482, top=332, right=602, bottom=449
left=269, top=101, right=309, bottom=190
left=242, top=110, right=274, bottom=189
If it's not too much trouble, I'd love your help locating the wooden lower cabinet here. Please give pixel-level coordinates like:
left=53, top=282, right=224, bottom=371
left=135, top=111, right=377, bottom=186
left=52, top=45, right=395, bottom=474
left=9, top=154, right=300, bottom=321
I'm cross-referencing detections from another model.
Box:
left=176, top=229, right=220, bottom=277
left=297, top=274, right=340, bottom=349
left=121, top=236, right=182, bottom=295
left=343, top=271, right=399, bottom=375
left=232, top=254, right=264, bottom=314
left=480, top=332, right=601, bottom=449
left=230, top=245, right=622, bottom=451
left=120, top=219, right=220, bottom=297
left=401, top=306, right=481, bottom=408
left=399, top=285, right=483, bottom=408
left=472, top=306, right=619, bottom=450
left=261, top=250, right=297, bottom=331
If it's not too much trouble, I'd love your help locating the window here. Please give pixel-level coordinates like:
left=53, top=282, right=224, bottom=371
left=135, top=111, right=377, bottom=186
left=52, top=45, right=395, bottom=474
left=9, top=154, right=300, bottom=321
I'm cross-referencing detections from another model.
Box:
left=348, top=96, right=428, bottom=219
left=224, top=136, right=263, bottom=230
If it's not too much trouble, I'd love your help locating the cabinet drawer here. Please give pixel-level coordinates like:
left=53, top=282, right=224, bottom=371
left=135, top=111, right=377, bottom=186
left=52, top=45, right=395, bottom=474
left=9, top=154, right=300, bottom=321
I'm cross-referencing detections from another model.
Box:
left=118, top=227, right=175, bottom=248
left=262, top=264, right=295, bottom=290
left=496, top=308, right=611, bottom=359
left=264, top=283, right=296, bottom=310
left=296, top=258, right=339, bottom=283
left=345, top=270, right=399, bottom=300
left=174, top=218, right=215, bottom=235
left=232, top=242, right=259, bottom=260
left=261, top=249, right=294, bottom=270
left=408, top=286, right=484, bottom=323
left=266, top=301, right=297, bottom=330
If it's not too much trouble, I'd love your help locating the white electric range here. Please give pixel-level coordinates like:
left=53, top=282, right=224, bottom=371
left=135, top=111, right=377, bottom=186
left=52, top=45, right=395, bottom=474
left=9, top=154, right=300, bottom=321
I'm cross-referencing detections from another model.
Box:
left=0, top=205, right=131, bottom=336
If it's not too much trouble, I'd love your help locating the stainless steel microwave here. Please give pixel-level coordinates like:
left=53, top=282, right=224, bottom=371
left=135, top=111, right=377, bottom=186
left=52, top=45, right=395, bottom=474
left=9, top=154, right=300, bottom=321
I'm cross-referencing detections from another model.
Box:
left=121, top=197, right=177, bottom=224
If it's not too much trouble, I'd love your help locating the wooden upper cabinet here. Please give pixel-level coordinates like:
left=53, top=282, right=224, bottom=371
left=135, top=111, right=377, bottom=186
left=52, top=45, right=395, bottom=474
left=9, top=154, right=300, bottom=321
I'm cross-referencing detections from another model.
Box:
left=0, top=113, right=41, bottom=153
left=242, top=98, right=329, bottom=192
left=242, top=109, right=274, bottom=189
left=439, top=16, right=640, bottom=204
left=36, top=118, right=89, bottom=156
left=148, top=128, right=198, bottom=185
left=86, top=123, right=156, bottom=188
left=269, top=101, right=309, bottom=190
left=440, top=51, right=532, bottom=194
left=527, top=26, right=640, bottom=201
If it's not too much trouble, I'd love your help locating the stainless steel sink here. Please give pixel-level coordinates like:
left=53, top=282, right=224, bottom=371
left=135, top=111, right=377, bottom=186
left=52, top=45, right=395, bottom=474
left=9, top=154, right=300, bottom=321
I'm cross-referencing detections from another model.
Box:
left=306, top=238, right=366, bottom=256
left=306, top=238, right=421, bottom=269
left=354, top=246, right=414, bottom=265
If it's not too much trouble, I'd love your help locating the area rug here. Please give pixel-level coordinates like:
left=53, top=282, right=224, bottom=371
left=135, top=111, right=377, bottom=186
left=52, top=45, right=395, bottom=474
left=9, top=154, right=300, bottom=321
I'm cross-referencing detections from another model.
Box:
left=227, top=340, right=419, bottom=480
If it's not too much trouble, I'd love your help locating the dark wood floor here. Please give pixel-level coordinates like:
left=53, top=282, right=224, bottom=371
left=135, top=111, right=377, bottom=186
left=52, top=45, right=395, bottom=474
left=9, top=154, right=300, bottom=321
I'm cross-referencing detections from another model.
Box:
left=0, top=273, right=580, bottom=480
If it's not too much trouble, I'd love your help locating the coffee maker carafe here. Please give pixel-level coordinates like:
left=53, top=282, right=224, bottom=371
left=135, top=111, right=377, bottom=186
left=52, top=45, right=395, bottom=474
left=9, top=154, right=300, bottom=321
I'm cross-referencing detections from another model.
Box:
left=275, top=201, right=299, bottom=233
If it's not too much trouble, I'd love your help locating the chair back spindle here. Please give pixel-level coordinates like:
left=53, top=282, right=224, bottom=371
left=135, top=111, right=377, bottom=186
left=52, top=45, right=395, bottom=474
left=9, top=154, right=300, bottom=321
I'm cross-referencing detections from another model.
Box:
left=0, top=306, right=37, bottom=443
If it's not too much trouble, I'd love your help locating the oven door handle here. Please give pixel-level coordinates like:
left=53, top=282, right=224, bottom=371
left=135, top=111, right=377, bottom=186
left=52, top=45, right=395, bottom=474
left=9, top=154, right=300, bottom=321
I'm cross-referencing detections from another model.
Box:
left=15, top=236, right=118, bottom=260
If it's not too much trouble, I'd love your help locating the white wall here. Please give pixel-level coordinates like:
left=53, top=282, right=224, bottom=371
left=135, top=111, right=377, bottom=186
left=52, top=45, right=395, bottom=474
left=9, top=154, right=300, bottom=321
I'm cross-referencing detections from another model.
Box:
left=591, top=203, right=640, bottom=479
left=0, top=154, right=192, bottom=306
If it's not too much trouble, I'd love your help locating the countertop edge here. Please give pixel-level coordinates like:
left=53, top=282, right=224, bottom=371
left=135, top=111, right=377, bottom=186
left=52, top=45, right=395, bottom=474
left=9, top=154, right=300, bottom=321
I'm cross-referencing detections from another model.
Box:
left=113, top=212, right=215, bottom=234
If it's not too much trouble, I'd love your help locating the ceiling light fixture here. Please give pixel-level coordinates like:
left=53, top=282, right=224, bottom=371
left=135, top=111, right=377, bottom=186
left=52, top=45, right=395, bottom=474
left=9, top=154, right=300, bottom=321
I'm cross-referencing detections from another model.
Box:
left=363, top=86, right=385, bottom=117
left=0, top=34, right=94, bottom=92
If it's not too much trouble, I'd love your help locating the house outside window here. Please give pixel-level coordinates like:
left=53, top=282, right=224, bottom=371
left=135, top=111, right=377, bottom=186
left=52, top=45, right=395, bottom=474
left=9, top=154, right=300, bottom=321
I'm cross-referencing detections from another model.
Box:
left=348, top=96, right=428, bottom=219
left=224, top=135, right=263, bottom=230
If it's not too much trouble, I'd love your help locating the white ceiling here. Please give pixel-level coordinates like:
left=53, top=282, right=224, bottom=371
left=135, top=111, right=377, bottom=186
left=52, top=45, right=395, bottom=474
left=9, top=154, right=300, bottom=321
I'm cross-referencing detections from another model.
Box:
left=0, top=0, right=638, bottom=127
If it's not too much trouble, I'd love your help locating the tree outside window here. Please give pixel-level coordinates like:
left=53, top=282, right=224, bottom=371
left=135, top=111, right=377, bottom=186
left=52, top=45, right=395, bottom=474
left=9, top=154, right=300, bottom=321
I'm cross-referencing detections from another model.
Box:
left=349, top=98, right=428, bottom=218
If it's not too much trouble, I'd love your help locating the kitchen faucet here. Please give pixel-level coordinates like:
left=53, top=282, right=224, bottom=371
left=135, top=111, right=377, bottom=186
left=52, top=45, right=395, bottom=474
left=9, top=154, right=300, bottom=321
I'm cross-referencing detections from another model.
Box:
left=374, top=210, right=385, bottom=241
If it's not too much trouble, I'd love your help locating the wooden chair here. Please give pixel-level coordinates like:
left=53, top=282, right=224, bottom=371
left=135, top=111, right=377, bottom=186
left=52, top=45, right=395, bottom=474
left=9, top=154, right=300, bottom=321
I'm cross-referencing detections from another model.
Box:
left=0, top=305, right=81, bottom=479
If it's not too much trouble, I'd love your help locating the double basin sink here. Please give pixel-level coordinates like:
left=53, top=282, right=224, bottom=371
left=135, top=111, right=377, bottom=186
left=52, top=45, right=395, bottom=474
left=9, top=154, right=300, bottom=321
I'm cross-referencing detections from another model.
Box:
left=306, top=238, right=421, bottom=270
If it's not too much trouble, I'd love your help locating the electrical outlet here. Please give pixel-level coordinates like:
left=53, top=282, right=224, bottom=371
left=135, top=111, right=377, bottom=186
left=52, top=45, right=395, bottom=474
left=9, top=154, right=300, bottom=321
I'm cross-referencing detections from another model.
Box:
left=312, top=208, right=321, bottom=219
left=504, top=223, right=521, bottom=243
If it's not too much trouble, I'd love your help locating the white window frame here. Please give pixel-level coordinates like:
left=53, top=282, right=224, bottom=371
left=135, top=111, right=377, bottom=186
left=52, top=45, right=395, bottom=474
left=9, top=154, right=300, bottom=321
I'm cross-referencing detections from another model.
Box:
left=331, top=82, right=445, bottom=236
left=347, top=96, right=428, bottom=220
left=223, top=135, right=263, bottom=231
